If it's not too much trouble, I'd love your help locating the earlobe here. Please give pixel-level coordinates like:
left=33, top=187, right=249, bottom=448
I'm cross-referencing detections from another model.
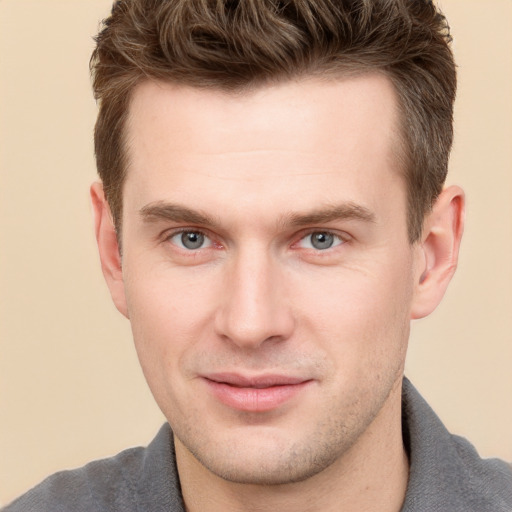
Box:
left=411, top=185, right=465, bottom=319
left=90, top=182, right=129, bottom=318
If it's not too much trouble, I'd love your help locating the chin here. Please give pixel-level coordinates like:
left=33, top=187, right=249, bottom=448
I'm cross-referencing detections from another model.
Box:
left=179, top=428, right=349, bottom=486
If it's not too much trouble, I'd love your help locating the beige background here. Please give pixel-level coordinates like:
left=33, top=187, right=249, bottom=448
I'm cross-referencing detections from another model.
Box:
left=1, top=0, right=511, bottom=505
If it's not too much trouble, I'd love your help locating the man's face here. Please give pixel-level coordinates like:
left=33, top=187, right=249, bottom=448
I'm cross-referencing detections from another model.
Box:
left=117, top=75, right=421, bottom=484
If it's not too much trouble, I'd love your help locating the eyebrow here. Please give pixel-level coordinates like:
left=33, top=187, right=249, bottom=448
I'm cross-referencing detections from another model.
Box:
left=285, top=203, right=376, bottom=227
left=139, top=201, right=375, bottom=229
left=140, top=202, right=220, bottom=229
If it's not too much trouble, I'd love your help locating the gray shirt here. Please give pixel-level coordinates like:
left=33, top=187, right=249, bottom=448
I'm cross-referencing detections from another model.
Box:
left=4, top=378, right=512, bottom=511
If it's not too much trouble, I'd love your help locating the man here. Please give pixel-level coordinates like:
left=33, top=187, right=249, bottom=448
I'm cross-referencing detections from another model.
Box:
left=3, top=0, right=511, bottom=511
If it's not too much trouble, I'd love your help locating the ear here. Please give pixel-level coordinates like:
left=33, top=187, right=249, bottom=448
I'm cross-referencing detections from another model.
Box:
left=411, top=185, right=465, bottom=319
left=90, top=182, right=129, bottom=318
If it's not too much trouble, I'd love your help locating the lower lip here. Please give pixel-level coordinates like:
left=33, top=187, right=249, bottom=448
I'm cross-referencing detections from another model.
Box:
left=204, top=379, right=312, bottom=412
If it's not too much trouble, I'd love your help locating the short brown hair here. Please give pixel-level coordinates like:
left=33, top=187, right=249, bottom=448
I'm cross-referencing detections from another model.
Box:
left=91, top=0, right=456, bottom=242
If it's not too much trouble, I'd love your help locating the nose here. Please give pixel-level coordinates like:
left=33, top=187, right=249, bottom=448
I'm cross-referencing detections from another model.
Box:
left=214, top=247, right=295, bottom=349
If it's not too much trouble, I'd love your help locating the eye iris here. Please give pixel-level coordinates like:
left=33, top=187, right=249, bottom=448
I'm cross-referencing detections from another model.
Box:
left=311, top=232, right=334, bottom=250
left=181, top=232, right=204, bottom=249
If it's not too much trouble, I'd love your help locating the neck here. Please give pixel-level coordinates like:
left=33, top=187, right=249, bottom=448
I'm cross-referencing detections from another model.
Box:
left=176, top=379, right=409, bottom=512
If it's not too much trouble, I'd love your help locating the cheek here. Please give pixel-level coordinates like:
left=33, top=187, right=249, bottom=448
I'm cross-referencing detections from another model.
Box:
left=122, top=267, right=219, bottom=393
left=125, top=262, right=219, bottom=336
left=293, top=256, right=414, bottom=367
left=124, top=281, right=210, bottom=425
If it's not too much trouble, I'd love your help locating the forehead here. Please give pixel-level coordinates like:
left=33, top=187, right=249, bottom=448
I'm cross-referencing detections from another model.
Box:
left=123, top=74, right=404, bottom=225
left=126, top=73, right=399, bottom=154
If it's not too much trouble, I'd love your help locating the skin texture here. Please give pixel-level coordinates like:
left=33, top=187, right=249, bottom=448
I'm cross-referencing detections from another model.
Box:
left=92, top=74, right=464, bottom=512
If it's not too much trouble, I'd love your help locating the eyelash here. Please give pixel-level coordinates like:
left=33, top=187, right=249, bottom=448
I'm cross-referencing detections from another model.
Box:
left=294, top=230, right=347, bottom=251
left=164, top=228, right=216, bottom=251
left=161, top=228, right=349, bottom=253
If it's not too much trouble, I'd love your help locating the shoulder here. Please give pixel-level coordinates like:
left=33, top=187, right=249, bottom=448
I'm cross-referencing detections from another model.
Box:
left=402, top=378, right=512, bottom=511
left=2, top=445, right=145, bottom=512
left=2, top=424, right=182, bottom=512
left=449, top=433, right=512, bottom=507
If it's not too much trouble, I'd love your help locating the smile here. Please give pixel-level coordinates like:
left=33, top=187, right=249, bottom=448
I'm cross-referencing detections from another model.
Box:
left=202, top=374, right=313, bottom=412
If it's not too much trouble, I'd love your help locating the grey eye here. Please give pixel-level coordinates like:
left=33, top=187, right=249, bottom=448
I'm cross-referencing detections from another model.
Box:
left=298, top=231, right=343, bottom=251
left=310, top=232, right=334, bottom=250
left=170, top=231, right=210, bottom=250
left=181, top=232, right=204, bottom=249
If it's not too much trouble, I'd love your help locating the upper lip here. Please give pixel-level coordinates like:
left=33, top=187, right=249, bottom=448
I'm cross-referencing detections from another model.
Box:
left=203, top=373, right=310, bottom=388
